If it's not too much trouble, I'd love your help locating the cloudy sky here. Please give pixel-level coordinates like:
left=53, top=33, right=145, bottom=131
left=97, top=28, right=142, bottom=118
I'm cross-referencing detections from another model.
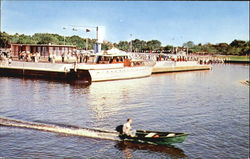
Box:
left=1, top=1, right=249, bottom=46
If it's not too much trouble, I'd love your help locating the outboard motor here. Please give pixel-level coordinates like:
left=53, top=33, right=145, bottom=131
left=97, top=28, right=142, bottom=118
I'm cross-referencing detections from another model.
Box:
left=115, top=125, right=123, bottom=134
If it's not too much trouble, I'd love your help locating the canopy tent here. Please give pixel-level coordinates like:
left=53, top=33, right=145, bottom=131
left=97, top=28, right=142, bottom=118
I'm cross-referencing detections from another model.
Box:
left=176, top=51, right=187, bottom=56
left=100, top=47, right=128, bottom=56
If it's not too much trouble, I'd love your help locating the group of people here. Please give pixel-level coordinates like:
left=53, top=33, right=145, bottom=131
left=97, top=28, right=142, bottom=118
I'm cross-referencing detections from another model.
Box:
left=129, top=52, right=226, bottom=64
left=0, top=51, right=12, bottom=65
left=16, top=51, right=91, bottom=64
left=19, top=52, right=41, bottom=62
left=60, top=52, right=91, bottom=63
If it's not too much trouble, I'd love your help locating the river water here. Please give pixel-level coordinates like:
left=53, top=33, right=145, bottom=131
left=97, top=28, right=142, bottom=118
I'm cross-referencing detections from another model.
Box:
left=0, top=64, right=249, bottom=159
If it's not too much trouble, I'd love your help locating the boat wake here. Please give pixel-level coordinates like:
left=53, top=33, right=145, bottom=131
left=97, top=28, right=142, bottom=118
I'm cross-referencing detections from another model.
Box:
left=0, top=117, right=120, bottom=141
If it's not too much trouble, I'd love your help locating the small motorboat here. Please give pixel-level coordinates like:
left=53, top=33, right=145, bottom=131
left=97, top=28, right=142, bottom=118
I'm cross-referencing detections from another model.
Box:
left=116, top=125, right=188, bottom=145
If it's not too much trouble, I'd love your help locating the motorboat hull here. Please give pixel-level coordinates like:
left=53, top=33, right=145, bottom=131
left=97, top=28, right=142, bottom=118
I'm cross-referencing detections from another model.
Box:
left=119, top=130, right=188, bottom=145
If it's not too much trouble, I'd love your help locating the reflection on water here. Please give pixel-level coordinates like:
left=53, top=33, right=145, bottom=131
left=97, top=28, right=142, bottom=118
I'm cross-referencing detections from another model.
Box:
left=115, top=141, right=187, bottom=159
left=86, top=79, right=153, bottom=120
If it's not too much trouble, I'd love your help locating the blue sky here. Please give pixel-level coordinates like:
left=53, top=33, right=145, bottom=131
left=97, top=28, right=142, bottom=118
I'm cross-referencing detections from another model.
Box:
left=1, top=1, right=249, bottom=46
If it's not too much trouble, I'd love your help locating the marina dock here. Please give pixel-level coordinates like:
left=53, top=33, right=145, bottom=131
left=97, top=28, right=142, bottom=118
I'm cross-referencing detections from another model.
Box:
left=0, top=59, right=212, bottom=83
left=152, top=61, right=211, bottom=73
left=152, top=65, right=211, bottom=73
left=0, top=45, right=216, bottom=83
left=0, top=61, right=91, bottom=84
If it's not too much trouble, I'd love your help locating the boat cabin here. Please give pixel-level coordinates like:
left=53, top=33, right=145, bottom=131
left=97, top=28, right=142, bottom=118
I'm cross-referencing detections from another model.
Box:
left=97, top=53, right=148, bottom=67
left=96, top=54, right=127, bottom=64
left=83, top=52, right=146, bottom=67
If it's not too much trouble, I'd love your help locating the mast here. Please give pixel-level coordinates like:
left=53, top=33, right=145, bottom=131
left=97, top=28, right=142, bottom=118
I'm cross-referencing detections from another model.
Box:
left=69, top=25, right=105, bottom=53
left=95, top=26, right=105, bottom=53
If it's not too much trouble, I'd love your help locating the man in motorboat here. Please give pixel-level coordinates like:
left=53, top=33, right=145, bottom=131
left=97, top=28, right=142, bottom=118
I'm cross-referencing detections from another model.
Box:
left=115, top=119, right=189, bottom=145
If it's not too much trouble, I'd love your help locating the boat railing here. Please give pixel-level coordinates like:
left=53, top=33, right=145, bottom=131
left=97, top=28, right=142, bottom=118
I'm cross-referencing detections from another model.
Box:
left=77, top=63, right=124, bottom=70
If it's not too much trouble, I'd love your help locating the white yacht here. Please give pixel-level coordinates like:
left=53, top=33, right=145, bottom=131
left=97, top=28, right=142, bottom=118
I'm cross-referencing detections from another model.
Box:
left=77, top=48, right=154, bottom=82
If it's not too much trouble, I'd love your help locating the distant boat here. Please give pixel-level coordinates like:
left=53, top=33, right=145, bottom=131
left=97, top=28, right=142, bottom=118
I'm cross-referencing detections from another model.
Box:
left=78, top=48, right=154, bottom=82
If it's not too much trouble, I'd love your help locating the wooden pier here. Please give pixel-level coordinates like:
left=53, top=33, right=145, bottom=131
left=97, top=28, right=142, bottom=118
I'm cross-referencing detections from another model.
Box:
left=152, top=61, right=212, bottom=74
left=152, top=65, right=212, bottom=74
left=0, top=61, right=91, bottom=84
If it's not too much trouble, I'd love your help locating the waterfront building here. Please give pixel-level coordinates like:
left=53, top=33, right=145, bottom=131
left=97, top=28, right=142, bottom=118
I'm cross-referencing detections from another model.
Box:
left=10, top=44, right=77, bottom=57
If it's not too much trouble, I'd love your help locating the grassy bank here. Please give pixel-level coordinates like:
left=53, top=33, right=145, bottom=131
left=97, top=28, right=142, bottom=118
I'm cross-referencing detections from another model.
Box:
left=227, top=56, right=250, bottom=61
left=216, top=55, right=250, bottom=62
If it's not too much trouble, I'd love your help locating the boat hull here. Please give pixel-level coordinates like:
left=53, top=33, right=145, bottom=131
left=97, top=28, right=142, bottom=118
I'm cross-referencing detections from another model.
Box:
left=119, top=130, right=188, bottom=145
left=88, top=66, right=153, bottom=82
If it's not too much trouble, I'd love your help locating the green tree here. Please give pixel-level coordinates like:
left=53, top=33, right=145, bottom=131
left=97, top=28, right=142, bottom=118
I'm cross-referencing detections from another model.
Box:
left=102, top=40, right=113, bottom=50
left=33, top=33, right=59, bottom=44
left=117, top=41, right=129, bottom=51
left=146, top=40, right=161, bottom=51
left=131, top=39, right=147, bottom=52
left=11, top=34, right=36, bottom=44
left=162, top=45, right=173, bottom=53
left=0, top=32, right=11, bottom=48
left=229, top=40, right=249, bottom=55
left=230, top=40, right=246, bottom=48
left=242, top=41, right=250, bottom=55
left=183, top=41, right=195, bottom=48
left=67, top=35, right=85, bottom=48
left=1, top=31, right=249, bottom=55
left=227, top=47, right=241, bottom=55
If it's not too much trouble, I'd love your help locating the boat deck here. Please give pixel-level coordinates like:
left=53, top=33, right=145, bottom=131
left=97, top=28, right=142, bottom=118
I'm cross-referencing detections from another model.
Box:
left=152, top=65, right=212, bottom=73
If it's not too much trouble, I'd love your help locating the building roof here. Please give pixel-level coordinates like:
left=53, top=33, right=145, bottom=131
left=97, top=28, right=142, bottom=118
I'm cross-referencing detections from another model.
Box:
left=11, top=44, right=76, bottom=47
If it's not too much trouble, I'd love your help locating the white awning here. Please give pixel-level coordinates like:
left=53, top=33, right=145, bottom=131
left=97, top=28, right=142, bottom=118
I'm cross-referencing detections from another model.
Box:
left=99, top=48, right=128, bottom=56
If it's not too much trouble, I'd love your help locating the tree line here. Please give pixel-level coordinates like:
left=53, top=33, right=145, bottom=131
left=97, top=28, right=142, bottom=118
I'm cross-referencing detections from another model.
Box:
left=183, top=41, right=250, bottom=56
left=0, top=32, right=249, bottom=55
left=0, top=32, right=100, bottom=50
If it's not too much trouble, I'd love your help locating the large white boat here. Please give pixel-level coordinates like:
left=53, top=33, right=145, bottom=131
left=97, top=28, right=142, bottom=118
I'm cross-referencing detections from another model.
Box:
left=77, top=48, right=154, bottom=82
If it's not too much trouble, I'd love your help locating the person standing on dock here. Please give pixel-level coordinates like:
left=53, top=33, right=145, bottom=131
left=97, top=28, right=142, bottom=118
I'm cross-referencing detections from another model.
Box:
left=8, top=56, right=12, bottom=65
left=62, top=53, right=65, bottom=63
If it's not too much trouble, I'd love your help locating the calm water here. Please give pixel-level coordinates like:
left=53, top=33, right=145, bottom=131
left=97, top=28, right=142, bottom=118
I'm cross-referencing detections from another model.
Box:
left=0, top=64, right=249, bottom=159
